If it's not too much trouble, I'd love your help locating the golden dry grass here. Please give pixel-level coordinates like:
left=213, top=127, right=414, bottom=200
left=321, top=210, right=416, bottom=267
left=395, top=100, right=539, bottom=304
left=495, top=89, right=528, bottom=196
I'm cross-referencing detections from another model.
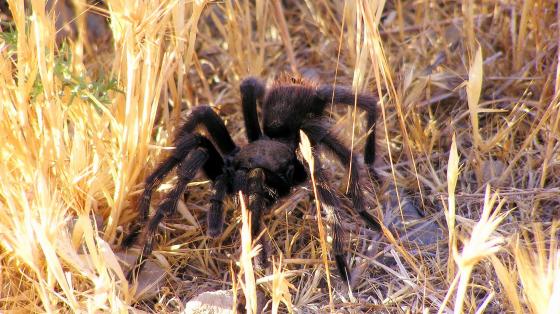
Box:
left=1, top=0, right=559, bottom=313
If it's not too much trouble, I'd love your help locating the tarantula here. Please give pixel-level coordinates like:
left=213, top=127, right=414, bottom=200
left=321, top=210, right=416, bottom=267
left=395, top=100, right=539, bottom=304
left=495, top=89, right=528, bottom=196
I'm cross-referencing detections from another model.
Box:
left=123, top=74, right=381, bottom=283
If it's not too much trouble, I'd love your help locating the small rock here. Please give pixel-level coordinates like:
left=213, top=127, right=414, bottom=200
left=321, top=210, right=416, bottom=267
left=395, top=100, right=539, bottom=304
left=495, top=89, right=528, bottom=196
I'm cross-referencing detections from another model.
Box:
left=183, top=290, right=235, bottom=314
left=383, top=185, right=442, bottom=246
left=116, top=252, right=167, bottom=301
left=482, top=159, right=509, bottom=186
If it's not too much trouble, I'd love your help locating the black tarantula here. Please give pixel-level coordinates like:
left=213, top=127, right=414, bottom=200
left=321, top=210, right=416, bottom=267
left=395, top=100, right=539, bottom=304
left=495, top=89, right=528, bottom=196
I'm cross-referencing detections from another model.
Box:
left=123, top=74, right=381, bottom=283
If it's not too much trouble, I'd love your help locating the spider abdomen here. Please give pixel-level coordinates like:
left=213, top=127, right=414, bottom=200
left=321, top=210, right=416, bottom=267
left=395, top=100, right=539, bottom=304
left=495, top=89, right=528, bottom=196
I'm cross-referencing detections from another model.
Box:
left=261, top=85, right=325, bottom=139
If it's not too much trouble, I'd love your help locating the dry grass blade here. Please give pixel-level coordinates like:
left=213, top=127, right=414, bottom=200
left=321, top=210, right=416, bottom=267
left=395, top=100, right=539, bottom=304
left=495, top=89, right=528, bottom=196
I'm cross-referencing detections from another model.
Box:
left=489, top=255, right=523, bottom=314
left=0, top=0, right=206, bottom=311
left=299, top=130, right=334, bottom=312
left=237, top=191, right=258, bottom=314
left=514, top=223, right=560, bottom=314
left=1, top=0, right=558, bottom=312
left=446, top=134, right=460, bottom=280
left=467, top=46, right=483, bottom=178
left=462, top=0, right=476, bottom=53
left=272, top=0, right=298, bottom=74
left=270, top=256, right=295, bottom=314
left=442, top=185, right=508, bottom=314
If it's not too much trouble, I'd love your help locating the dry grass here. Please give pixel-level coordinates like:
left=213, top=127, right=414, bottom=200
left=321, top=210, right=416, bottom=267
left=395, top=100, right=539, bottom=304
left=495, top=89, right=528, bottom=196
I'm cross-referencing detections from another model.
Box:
left=1, top=0, right=559, bottom=313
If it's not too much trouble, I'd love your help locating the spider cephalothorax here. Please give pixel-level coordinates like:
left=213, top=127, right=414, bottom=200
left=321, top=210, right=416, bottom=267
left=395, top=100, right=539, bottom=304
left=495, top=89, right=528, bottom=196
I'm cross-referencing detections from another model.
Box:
left=123, top=74, right=381, bottom=283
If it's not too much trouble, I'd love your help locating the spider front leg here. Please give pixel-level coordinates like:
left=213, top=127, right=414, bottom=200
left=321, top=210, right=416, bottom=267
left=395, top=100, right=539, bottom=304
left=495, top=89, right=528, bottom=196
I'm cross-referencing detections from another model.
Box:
left=127, top=147, right=209, bottom=282
left=123, top=105, right=234, bottom=248
left=176, top=105, right=237, bottom=155
left=207, top=174, right=228, bottom=238
left=122, top=135, right=205, bottom=248
left=234, top=168, right=270, bottom=268
left=246, top=168, right=268, bottom=243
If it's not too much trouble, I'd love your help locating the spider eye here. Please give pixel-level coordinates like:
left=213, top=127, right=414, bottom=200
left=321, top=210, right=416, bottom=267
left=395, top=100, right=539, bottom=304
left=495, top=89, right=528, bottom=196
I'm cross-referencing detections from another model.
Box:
left=291, top=77, right=297, bottom=84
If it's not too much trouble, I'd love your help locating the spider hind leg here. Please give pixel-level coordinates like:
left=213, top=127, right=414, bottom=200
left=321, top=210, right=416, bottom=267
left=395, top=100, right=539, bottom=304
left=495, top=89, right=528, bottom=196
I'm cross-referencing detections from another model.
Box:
left=316, top=85, right=378, bottom=175
left=302, top=120, right=382, bottom=232
left=240, top=77, right=266, bottom=142
left=312, top=156, right=351, bottom=282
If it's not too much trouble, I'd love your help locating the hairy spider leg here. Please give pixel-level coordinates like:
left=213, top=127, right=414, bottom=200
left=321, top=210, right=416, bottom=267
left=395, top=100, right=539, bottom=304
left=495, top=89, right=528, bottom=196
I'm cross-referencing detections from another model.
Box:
left=246, top=168, right=270, bottom=268
left=231, top=168, right=269, bottom=240
left=207, top=174, right=229, bottom=238
left=233, top=169, right=248, bottom=196
left=246, top=168, right=268, bottom=240
left=122, top=135, right=224, bottom=248
left=302, top=120, right=381, bottom=231
left=310, top=155, right=350, bottom=283
left=123, top=105, right=232, bottom=248
left=316, top=85, right=378, bottom=176
left=122, top=135, right=199, bottom=248
left=240, top=77, right=266, bottom=142
left=175, top=105, right=237, bottom=155
left=197, top=136, right=225, bottom=181
left=230, top=168, right=271, bottom=267
left=127, top=147, right=209, bottom=282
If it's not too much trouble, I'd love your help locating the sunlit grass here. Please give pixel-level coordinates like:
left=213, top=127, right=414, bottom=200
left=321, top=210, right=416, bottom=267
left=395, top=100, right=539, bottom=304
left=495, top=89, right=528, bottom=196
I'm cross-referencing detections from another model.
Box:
left=1, top=0, right=558, bottom=312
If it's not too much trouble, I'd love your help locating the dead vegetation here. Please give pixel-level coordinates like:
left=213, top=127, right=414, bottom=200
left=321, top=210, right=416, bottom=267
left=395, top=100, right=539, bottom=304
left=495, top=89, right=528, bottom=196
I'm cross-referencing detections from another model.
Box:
left=0, top=0, right=559, bottom=313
